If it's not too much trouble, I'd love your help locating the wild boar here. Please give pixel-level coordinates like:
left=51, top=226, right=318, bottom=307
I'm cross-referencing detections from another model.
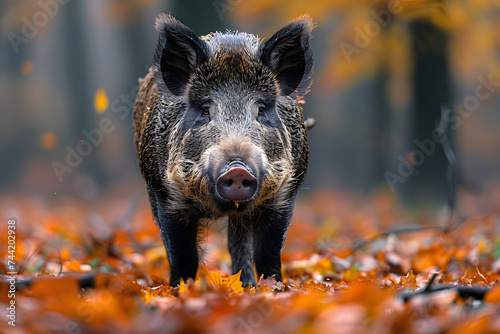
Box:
left=133, top=13, right=314, bottom=287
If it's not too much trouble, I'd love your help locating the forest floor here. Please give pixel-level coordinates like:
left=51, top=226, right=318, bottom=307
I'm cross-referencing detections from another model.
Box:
left=1, top=188, right=500, bottom=333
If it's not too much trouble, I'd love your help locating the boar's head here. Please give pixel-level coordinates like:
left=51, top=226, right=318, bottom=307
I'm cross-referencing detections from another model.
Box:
left=150, top=14, right=313, bottom=217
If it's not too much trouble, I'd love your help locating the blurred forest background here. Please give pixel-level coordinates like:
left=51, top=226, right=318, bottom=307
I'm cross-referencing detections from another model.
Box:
left=1, top=0, right=500, bottom=216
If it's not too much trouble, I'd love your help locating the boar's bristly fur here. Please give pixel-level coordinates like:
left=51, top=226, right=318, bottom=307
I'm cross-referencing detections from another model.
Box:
left=133, top=14, right=314, bottom=287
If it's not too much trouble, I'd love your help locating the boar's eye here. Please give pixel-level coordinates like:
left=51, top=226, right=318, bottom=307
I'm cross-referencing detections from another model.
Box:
left=198, top=99, right=212, bottom=116
left=254, top=99, right=283, bottom=130
left=202, top=105, right=210, bottom=115
left=253, top=100, right=268, bottom=119
left=181, top=99, right=212, bottom=135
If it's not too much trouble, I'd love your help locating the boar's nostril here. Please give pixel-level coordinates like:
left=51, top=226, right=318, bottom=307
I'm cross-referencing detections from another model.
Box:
left=216, top=167, right=257, bottom=201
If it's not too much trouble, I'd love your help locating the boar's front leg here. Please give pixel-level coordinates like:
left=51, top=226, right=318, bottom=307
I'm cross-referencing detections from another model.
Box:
left=154, top=191, right=200, bottom=287
left=228, top=217, right=256, bottom=287
left=252, top=207, right=294, bottom=282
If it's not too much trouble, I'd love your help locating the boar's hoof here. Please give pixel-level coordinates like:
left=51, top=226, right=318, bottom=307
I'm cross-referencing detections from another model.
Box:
left=217, top=165, right=257, bottom=201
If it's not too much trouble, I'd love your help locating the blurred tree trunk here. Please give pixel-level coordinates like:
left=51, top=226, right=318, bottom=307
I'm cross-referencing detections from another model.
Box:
left=172, top=0, right=225, bottom=35
left=371, top=68, right=392, bottom=188
left=1, top=5, right=28, bottom=189
left=59, top=1, right=98, bottom=191
left=403, top=19, right=452, bottom=208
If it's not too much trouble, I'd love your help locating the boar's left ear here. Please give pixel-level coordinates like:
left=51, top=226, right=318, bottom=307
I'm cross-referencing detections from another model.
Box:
left=153, top=14, right=207, bottom=96
left=261, top=15, right=314, bottom=97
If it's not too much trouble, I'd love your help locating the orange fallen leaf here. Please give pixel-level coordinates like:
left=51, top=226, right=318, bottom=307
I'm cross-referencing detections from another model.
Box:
left=485, top=287, right=500, bottom=303
left=335, top=278, right=392, bottom=313
left=205, top=269, right=244, bottom=294
left=64, top=259, right=82, bottom=272
left=141, top=285, right=172, bottom=303
left=448, top=314, right=491, bottom=334
left=27, top=276, right=80, bottom=299
left=400, top=270, right=419, bottom=289
left=258, top=275, right=285, bottom=292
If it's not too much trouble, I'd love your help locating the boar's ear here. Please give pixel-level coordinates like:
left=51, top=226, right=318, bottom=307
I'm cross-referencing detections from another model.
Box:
left=153, top=14, right=207, bottom=96
left=261, top=15, right=314, bottom=97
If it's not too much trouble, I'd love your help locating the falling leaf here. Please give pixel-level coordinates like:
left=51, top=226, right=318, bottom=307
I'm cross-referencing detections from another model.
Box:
left=40, top=132, right=57, bottom=150
left=21, top=60, right=34, bottom=75
left=94, top=89, right=109, bottom=114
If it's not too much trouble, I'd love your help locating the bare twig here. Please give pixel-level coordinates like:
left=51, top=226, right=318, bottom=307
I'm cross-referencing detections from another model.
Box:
left=353, top=224, right=442, bottom=252
left=401, top=271, right=490, bottom=302
left=2, top=271, right=97, bottom=291
left=352, top=212, right=492, bottom=254
left=18, top=240, right=46, bottom=274
left=401, top=284, right=490, bottom=303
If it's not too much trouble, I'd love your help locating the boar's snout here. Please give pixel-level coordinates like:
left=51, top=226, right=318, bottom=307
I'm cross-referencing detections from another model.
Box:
left=206, top=138, right=265, bottom=209
left=216, top=161, right=257, bottom=201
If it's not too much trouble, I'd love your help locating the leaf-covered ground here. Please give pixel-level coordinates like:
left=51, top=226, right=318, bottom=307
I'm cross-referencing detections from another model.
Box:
left=1, top=189, right=500, bottom=333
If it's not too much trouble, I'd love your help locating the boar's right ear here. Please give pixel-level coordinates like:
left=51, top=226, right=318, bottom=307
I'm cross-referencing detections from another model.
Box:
left=153, top=14, right=207, bottom=96
left=261, top=15, right=314, bottom=97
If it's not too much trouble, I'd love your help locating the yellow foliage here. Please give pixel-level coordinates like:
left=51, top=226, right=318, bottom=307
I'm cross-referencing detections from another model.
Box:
left=232, top=0, right=500, bottom=87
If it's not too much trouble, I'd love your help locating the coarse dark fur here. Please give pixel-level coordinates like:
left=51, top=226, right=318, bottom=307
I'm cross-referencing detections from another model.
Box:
left=133, top=14, right=314, bottom=287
